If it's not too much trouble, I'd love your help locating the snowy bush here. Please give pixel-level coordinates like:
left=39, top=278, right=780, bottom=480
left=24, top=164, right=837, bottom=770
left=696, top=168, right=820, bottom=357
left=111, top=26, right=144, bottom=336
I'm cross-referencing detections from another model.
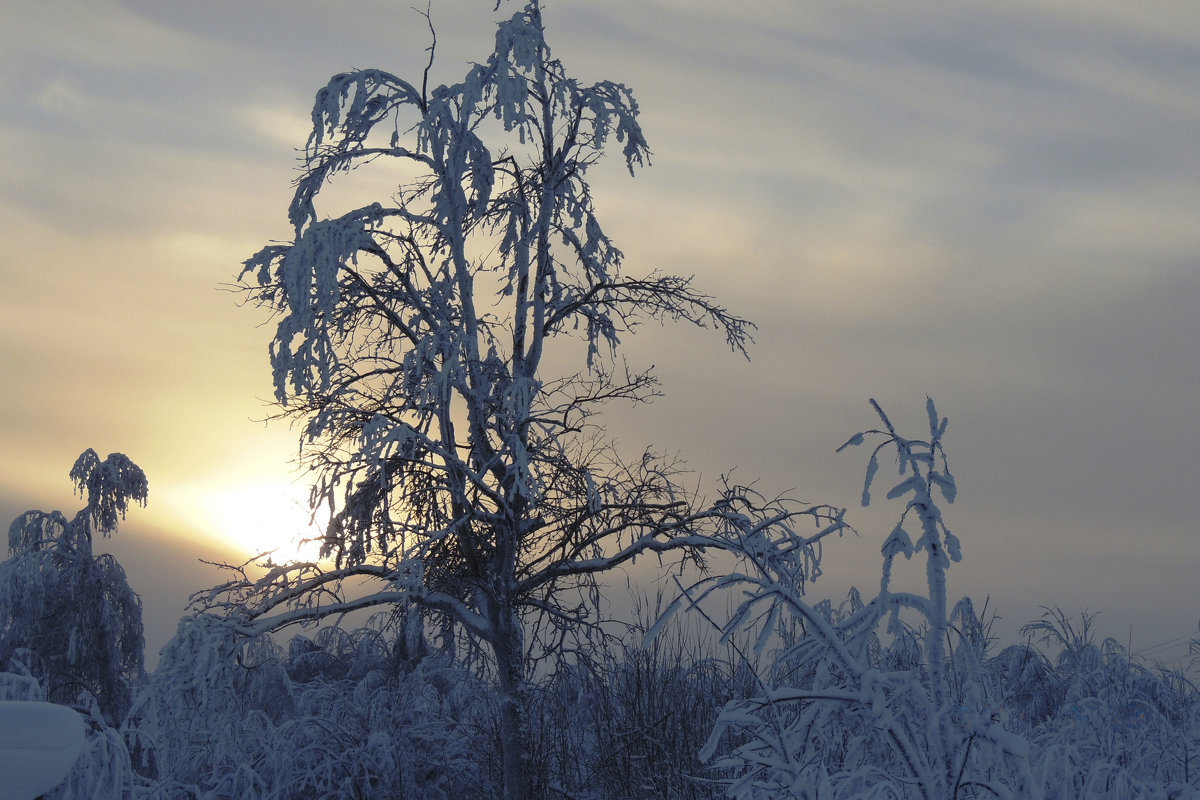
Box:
left=1014, top=609, right=1200, bottom=797
left=0, top=671, right=134, bottom=800
left=132, top=611, right=490, bottom=799
left=661, top=399, right=1200, bottom=799
left=678, top=400, right=1037, bottom=799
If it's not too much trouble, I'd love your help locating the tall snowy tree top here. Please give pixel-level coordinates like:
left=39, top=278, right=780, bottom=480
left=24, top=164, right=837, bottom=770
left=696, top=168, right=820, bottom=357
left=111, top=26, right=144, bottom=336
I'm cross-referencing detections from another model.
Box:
left=241, top=0, right=745, bottom=412
left=69, top=449, right=148, bottom=538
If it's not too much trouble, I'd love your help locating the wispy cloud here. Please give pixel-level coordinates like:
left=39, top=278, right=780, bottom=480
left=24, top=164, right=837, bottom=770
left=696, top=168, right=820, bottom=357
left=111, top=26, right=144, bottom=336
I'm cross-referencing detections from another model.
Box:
left=1, top=0, right=1197, bottom=656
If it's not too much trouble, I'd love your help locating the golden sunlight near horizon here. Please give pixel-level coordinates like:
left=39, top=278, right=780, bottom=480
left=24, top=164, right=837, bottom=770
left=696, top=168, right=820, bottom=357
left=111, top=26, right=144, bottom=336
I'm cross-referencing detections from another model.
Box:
left=160, top=476, right=326, bottom=563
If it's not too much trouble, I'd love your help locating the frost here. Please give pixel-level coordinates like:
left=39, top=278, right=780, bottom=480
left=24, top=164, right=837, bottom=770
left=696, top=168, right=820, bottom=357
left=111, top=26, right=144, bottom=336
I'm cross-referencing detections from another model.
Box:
left=882, top=523, right=914, bottom=559
left=692, top=400, right=1040, bottom=800
left=1, top=452, right=146, bottom=726
left=0, top=2, right=1187, bottom=797
left=226, top=3, right=764, bottom=797
left=69, top=450, right=148, bottom=537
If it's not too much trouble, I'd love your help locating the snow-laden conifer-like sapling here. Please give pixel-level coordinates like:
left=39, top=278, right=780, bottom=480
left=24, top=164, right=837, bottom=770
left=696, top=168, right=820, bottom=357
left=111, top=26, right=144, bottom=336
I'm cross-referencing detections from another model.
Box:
left=678, top=399, right=1038, bottom=800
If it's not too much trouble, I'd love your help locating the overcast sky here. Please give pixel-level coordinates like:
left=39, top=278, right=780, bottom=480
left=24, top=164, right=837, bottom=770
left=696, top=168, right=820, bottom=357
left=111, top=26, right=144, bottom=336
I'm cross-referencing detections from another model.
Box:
left=2, top=0, right=1197, bottom=667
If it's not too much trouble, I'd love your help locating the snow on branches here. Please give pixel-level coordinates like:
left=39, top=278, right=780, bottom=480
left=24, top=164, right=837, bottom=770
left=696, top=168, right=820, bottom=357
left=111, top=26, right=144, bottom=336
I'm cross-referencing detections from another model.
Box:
left=698, top=400, right=1039, bottom=800
left=2, top=451, right=147, bottom=726
left=229, top=5, right=788, bottom=798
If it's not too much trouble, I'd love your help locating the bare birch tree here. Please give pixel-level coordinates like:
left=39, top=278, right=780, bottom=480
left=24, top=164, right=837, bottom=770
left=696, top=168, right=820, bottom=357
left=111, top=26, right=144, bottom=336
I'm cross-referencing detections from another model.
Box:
left=209, top=4, right=843, bottom=798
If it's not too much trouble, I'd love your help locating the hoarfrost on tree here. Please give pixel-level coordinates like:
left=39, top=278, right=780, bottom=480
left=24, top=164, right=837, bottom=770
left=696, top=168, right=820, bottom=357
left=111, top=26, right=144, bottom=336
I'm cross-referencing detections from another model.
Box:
left=212, top=3, right=844, bottom=798
left=0, top=449, right=147, bottom=725
left=676, top=400, right=1040, bottom=800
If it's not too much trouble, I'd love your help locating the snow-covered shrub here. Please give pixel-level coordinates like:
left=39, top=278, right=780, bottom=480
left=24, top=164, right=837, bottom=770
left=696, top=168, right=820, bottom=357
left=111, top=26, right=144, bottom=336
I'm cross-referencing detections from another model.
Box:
left=50, top=718, right=135, bottom=800
left=133, top=611, right=492, bottom=799
left=249, top=657, right=487, bottom=800
left=0, top=667, right=45, bottom=701
left=1010, top=608, right=1200, bottom=797
left=674, top=400, right=1200, bottom=799
left=0, top=671, right=135, bottom=799
left=129, top=613, right=282, bottom=796
left=684, top=399, right=1036, bottom=799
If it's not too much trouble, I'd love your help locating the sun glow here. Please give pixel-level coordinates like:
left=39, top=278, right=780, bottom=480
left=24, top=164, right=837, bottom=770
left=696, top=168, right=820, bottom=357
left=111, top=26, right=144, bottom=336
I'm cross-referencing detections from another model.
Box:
left=211, top=482, right=327, bottom=562
left=162, top=476, right=327, bottom=563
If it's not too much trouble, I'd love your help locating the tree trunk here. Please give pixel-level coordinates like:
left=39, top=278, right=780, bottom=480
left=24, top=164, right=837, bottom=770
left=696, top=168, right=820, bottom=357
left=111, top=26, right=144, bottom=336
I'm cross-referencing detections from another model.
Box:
left=493, top=602, right=532, bottom=800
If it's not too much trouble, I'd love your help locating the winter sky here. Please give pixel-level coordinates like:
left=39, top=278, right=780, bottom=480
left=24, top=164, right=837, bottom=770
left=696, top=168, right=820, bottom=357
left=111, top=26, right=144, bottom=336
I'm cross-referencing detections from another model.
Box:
left=1, top=1, right=1197, bottom=666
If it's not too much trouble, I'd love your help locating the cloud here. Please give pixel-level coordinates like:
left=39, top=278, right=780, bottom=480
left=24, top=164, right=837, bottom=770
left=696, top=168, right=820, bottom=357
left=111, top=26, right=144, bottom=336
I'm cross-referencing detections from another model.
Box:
left=2, top=0, right=1198, bottom=655
left=0, top=1, right=218, bottom=74
left=240, top=106, right=314, bottom=152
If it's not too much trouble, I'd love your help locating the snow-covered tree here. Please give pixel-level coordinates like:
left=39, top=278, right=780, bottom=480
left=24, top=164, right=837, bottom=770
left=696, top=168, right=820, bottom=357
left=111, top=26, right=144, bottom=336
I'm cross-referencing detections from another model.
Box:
left=0, top=449, right=147, bottom=725
left=210, top=3, right=843, bottom=799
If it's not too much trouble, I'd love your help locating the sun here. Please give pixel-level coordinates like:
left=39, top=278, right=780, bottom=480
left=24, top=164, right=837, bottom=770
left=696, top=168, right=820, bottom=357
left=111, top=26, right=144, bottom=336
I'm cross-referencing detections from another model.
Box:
left=207, top=480, right=327, bottom=561
left=162, top=476, right=327, bottom=562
